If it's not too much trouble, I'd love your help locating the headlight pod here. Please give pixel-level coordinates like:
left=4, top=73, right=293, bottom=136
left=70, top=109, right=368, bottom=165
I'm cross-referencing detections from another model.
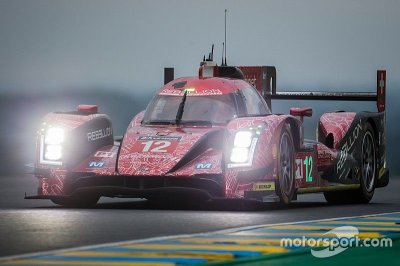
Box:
left=233, top=131, right=252, bottom=148
left=40, top=126, right=65, bottom=165
left=44, top=144, right=63, bottom=161
left=230, top=147, right=249, bottom=163
left=45, top=127, right=65, bottom=145
left=228, top=130, right=258, bottom=167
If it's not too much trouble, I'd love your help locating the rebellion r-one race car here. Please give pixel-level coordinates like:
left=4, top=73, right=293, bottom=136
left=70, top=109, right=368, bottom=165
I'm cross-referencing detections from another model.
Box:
left=26, top=54, right=389, bottom=207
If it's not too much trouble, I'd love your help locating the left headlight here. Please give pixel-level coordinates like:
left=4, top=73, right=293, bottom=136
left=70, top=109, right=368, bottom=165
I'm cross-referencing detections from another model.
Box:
left=40, top=127, right=65, bottom=165
left=233, top=131, right=253, bottom=148
left=229, top=130, right=257, bottom=167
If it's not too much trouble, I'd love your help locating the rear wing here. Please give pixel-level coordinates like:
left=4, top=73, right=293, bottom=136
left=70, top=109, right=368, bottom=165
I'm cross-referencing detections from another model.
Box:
left=163, top=66, right=386, bottom=112
left=239, top=66, right=386, bottom=112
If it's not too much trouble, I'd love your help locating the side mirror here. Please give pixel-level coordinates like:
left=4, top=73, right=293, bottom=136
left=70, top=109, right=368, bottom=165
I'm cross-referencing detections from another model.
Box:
left=290, top=107, right=313, bottom=122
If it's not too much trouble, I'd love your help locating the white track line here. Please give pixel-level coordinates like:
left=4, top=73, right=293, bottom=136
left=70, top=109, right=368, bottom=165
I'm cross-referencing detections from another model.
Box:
left=1, top=211, right=399, bottom=263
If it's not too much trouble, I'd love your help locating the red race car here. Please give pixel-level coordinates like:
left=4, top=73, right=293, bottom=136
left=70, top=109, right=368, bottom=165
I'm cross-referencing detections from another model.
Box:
left=27, top=52, right=389, bottom=207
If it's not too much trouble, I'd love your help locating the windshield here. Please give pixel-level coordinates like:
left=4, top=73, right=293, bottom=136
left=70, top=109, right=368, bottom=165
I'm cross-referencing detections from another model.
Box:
left=142, top=94, right=237, bottom=125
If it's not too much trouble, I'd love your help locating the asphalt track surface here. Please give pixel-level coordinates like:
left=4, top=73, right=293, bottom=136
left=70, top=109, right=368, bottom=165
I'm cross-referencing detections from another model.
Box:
left=0, top=174, right=399, bottom=258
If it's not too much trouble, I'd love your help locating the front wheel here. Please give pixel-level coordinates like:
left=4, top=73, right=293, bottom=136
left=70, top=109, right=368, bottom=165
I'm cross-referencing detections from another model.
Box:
left=276, top=125, right=296, bottom=205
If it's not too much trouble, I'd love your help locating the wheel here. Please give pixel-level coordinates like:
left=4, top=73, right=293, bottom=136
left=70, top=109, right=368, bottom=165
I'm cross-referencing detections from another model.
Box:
left=276, top=125, right=296, bottom=204
left=354, top=123, right=376, bottom=203
left=51, top=195, right=99, bottom=208
left=324, top=122, right=376, bottom=204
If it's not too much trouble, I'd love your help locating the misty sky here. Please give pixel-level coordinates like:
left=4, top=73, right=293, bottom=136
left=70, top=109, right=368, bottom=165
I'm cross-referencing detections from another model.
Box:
left=0, top=0, right=399, bottom=173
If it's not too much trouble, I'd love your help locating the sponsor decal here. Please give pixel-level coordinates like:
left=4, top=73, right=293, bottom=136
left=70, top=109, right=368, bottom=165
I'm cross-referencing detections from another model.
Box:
left=253, top=182, right=275, bottom=191
left=133, top=136, right=181, bottom=153
left=159, top=88, right=223, bottom=96
left=139, top=136, right=181, bottom=141
left=295, top=154, right=314, bottom=182
left=245, top=76, right=257, bottom=87
left=184, top=87, right=196, bottom=93
left=94, top=151, right=116, bottom=158
left=336, top=120, right=362, bottom=177
left=318, top=150, right=332, bottom=160
left=87, top=127, right=112, bottom=142
left=295, top=159, right=303, bottom=179
left=195, top=163, right=212, bottom=169
left=89, top=161, right=105, bottom=168
left=304, top=155, right=313, bottom=182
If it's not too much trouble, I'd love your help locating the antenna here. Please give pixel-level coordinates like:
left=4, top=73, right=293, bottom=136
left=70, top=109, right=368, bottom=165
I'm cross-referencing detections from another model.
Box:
left=224, top=9, right=227, bottom=66
left=206, top=44, right=214, bottom=61
left=221, top=42, right=225, bottom=65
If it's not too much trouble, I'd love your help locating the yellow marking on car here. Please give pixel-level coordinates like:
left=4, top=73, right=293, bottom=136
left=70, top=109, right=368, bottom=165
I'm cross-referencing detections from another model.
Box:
left=379, top=167, right=386, bottom=177
left=298, top=184, right=360, bottom=193
left=122, top=244, right=287, bottom=254
left=253, top=182, right=275, bottom=191
left=62, top=251, right=233, bottom=261
left=184, top=87, right=196, bottom=93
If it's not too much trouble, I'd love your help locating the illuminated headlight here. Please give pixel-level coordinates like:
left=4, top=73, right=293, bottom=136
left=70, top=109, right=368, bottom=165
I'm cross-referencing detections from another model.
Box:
left=45, top=127, right=65, bottom=145
left=233, top=131, right=252, bottom=148
left=228, top=131, right=257, bottom=167
left=44, top=144, right=62, bottom=161
left=230, top=147, right=249, bottom=163
left=41, top=127, right=65, bottom=165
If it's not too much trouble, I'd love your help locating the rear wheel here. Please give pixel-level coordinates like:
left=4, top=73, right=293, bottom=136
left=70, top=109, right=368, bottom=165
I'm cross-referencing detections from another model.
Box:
left=324, top=123, right=376, bottom=204
left=354, top=123, right=376, bottom=203
left=276, top=125, right=296, bottom=205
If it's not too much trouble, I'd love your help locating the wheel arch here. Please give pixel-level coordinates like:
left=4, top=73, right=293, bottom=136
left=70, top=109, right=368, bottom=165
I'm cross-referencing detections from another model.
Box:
left=366, top=117, right=379, bottom=143
left=284, top=117, right=302, bottom=152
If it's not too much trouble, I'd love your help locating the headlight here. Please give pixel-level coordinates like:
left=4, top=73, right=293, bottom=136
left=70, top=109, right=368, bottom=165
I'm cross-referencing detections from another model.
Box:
left=230, top=147, right=249, bottom=163
left=44, top=144, right=63, bottom=161
left=228, top=130, right=257, bottom=167
left=45, top=127, right=65, bottom=145
left=233, top=131, right=252, bottom=148
left=40, top=126, right=65, bottom=165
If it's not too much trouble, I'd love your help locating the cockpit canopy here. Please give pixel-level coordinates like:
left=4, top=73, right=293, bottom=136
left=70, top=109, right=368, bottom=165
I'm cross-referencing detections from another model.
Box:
left=142, top=77, right=270, bottom=126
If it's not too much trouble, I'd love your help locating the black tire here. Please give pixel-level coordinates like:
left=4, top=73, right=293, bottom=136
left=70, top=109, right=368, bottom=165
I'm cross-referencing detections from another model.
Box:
left=276, top=125, right=296, bottom=205
left=354, top=123, right=377, bottom=203
left=324, top=122, right=376, bottom=204
left=51, top=195, right=99, bottom=208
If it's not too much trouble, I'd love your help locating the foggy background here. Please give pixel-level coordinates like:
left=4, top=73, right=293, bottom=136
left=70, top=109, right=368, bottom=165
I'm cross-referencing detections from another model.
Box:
left=0, top=0, right=398, bottom=175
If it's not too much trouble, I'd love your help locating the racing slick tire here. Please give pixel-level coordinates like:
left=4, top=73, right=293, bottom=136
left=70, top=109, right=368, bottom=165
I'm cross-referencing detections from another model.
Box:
left=276, top=124, right=296, bottom=205
left=324, top=122, right=377, bottom=204
left=51, top=195, right=100, bottom=208
left=354, top=122, right=377, bottom=203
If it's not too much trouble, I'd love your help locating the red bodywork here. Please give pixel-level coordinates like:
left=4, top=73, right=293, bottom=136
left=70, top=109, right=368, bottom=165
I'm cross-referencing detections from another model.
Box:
left=30, top=63, right=388, bottom=203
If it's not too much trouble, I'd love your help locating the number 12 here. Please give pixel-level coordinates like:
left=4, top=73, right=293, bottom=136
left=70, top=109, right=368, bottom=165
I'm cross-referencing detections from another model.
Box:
left=304, top=156, right=313, bottom=182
